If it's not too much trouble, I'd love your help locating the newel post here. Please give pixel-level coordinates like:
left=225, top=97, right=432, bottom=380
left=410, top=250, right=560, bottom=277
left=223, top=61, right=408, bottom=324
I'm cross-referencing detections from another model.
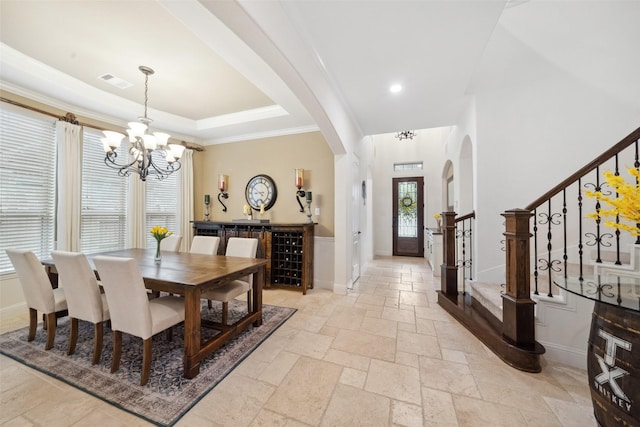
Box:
left=501, top=209, right=536, bottom=347
left=440, top=211, right=458, bottom=297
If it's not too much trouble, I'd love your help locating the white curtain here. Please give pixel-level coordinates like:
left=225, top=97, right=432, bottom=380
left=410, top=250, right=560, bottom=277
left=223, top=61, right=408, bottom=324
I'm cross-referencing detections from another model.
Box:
left=55, top=121, right=82, bottom=251
left=127, top=174, right=146, bottom=248
left=177, top=149, right=194, bottom=252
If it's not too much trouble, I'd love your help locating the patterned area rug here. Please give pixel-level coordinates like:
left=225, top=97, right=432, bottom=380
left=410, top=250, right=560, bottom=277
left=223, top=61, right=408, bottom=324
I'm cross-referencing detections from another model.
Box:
left=0, top=301, right=296, bottom=426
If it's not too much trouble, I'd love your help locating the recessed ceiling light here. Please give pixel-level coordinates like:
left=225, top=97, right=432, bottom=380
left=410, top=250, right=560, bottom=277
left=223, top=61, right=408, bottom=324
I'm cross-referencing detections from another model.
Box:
left=389, top=84, right=402, bottom=93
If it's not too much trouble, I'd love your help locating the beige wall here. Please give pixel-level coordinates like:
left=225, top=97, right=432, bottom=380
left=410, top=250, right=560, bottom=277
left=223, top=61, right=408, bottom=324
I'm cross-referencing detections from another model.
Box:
left=193, top=131, right=335, bottom=237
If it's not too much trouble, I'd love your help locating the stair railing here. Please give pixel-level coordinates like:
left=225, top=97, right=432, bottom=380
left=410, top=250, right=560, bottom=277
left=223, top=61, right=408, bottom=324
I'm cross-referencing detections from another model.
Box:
left=441, top=211, right=475, bottom=296
left=439, top=126, right=640, bottom=364
left=503, top=126, right=640, bottom=347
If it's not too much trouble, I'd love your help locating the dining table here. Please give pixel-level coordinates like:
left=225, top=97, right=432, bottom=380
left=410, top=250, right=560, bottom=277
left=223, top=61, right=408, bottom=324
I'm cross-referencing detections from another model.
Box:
left=43, top=248, right=267, bottom=379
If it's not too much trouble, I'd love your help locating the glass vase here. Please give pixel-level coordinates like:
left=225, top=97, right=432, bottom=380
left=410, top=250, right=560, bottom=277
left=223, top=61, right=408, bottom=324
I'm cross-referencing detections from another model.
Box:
left=154, top=240, right=162, bottom=262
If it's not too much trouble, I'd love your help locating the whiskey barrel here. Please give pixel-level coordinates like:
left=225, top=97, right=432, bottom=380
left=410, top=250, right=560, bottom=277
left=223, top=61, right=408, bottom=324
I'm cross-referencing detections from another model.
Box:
left=587, top=302, right=639, bottom=426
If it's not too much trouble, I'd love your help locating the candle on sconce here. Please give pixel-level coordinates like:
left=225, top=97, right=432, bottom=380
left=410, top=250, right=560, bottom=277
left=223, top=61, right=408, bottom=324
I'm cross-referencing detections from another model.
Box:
left=218, top=174, right=228, bottom=191
left=295, top=168, right=304, bottom=188
left=306, top=191, right=312, bottom=203
left=204, top=194, right=210, bottom=204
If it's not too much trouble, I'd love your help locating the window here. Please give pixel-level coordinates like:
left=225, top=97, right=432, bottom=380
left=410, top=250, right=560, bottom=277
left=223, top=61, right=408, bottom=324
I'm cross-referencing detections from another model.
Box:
left=80, top=128, right=127, bottom=253
left=145, top=172, right=178, bottom=249
left=0, top=106, right=56, bottom=272
left=394, top=162, right=423, bottom=171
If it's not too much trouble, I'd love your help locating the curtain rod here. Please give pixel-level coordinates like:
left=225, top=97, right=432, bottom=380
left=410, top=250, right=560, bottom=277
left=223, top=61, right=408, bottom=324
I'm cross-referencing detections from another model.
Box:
left=0, top=96, right=204, bottom=152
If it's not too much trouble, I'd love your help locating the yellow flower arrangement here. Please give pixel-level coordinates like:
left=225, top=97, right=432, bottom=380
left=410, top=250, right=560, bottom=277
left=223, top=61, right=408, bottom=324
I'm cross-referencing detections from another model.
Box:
left=150, top=225, right=172, bottom=242
left=433, top=213, right=442, bottom=219
left=150, top=225, right=172, bottom=261
left=243, top=204, right=252, bottom=216
left=586, top=168, right=640, bottom=236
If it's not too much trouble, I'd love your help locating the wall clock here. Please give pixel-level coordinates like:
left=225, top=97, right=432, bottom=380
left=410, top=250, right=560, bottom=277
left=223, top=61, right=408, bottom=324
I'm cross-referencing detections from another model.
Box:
left=245, top=174, right=277, bottom=211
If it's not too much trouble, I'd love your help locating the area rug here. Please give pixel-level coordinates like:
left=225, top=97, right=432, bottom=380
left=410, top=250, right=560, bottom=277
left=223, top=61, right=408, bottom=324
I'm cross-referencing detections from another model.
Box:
left=0, top=301, right=296, bottom=426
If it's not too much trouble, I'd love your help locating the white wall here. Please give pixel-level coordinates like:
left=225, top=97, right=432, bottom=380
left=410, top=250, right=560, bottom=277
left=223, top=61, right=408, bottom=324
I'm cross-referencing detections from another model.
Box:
left=471, top=75, right=640, bottom=282
left=371, top=128, right=449, bottom=256
left=440, top=4, right=640, bottom=368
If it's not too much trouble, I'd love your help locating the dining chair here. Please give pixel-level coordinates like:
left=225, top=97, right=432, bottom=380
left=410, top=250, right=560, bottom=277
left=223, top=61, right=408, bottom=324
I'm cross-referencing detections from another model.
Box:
left=94, top=255, right=185, bottom=386
left=160, top=235, right=182, bottom=252
left=190, top=235, right=220, bottom=255
left=5, top=249, right=68, bottom=350
left=51, top=251, right=110, bottom=364
left=202, top=237, right=258, bottom=325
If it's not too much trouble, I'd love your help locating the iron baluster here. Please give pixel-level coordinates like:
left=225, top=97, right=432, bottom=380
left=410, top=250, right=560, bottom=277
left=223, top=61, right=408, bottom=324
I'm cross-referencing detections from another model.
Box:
left=614, top=155, right=621, bottom=265
left=578, top=178, right=584, bottom=281
left=533, top=208, right=539, bottom=295
left=563, top=188, right=568, bottom=279
left=636, top=139, right=640, bottom=244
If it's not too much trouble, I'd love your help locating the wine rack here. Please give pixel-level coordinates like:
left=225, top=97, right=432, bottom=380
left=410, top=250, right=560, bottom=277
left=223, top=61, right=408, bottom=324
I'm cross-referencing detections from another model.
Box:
left=191, top=221, right=314, bottom=294
left=271, top=231, right=304, bottom=287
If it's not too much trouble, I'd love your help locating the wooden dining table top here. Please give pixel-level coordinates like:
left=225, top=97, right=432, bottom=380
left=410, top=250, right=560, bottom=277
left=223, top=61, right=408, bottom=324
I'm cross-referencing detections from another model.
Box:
left=44, top=248, right=268, bottom=292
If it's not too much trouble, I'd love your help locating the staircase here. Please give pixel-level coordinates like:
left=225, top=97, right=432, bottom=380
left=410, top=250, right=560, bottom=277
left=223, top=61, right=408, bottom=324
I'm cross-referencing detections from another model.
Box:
left=437, top=126, right=640, bottom=372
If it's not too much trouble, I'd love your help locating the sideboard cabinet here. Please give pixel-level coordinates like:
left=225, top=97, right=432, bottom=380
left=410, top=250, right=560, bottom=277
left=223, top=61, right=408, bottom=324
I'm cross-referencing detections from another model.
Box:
left=191, top=221, right=314, bottom=294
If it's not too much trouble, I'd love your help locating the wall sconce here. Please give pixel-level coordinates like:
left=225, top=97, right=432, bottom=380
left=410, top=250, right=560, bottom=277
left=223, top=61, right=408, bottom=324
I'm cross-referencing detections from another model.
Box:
left=217, top=174, right=229, bottom=212
left=204, top=194, right=211, bottom=221
left=295, top=168, right=306, bottom=212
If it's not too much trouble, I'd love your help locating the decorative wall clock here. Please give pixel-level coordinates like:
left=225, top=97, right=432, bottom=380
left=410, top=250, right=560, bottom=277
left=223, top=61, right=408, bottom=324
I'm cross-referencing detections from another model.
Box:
left=245, top=174, right=277, bottom=210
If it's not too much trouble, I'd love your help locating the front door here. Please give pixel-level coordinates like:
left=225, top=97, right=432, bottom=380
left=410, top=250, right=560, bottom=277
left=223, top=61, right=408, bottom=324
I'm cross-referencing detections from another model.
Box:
left=392, top=177, right=424, bottom=257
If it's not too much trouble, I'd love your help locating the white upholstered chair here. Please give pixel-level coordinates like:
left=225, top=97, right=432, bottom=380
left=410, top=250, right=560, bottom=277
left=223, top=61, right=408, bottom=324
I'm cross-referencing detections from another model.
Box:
left=201, top=237, right=258, bottom=325
left=93, top=255, right=185, bottom=386
left=5, top=249, right=68, bottom=350
left=51, top=250, right=110, bottom=364
left=190, top=235, right=220, bottom=255
left=160, top=235, right=182, bottom=252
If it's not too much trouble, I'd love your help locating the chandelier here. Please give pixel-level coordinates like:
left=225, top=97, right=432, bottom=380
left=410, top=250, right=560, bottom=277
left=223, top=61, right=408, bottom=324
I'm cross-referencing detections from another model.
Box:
left=100, top=66, right=185, bottom=181
left=395, top=130, right=416, bottom=140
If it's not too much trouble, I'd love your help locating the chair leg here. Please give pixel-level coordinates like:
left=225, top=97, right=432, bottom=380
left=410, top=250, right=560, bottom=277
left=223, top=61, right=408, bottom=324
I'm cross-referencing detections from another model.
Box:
left=222, top=301, right=229, bottom=325
left=45, top=312, right=56, bottom=350
left=92, top=322, right=104, bottom=365
left=28, top=308, right=37, bottom=342
left=165, top=327, right=173, bottom=342
left=68, top=318, right=79, bottom=355
left=141, top=338, right=152, bottom=386
left=246, top=291, right=251, bottom=314
left=208, top=299, right=212, bottom=310
left=111, top=330, right=122, bottom=373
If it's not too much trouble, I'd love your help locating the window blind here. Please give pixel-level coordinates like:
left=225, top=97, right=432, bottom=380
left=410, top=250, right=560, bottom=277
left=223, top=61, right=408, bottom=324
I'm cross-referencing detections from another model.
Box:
left=80, top=129, right=127, bottom=254
left=0, top=106, right=56, bottom=272
left=145, top=170, right=178, bottom=248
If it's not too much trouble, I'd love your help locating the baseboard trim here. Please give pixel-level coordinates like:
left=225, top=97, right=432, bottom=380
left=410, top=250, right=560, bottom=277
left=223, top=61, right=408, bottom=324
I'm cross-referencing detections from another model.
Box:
left=0, top=302, right=26, bottom=323
left=539, top=340, right=587, bottom=370
left=437, top=291, right=545, bottom=373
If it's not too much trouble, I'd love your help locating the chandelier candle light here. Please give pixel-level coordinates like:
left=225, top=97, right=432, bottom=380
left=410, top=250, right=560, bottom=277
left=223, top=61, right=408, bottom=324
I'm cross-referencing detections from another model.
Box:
left=395, top=130, right=416, bottom=141
left=100, top=66, right=186, bottom=181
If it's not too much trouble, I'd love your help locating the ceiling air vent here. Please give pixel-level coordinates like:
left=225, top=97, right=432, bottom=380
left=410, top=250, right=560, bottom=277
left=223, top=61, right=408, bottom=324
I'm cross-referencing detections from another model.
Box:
left=98, top=73, right=133, bottom=89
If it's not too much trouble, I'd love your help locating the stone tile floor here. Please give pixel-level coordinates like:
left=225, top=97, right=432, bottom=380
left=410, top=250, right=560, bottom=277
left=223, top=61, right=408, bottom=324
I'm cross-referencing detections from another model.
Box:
left=0, top=256, right=596, bottom=426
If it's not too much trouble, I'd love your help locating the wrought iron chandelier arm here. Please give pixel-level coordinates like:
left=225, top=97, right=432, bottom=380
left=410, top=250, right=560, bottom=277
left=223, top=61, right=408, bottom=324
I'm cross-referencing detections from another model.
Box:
left=100, top=65, right=182, bottom=181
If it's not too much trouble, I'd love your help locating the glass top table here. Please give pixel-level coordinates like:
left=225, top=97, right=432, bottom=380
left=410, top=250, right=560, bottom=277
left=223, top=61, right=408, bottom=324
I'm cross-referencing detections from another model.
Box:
left=553, top=275, right=640, bottom=312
